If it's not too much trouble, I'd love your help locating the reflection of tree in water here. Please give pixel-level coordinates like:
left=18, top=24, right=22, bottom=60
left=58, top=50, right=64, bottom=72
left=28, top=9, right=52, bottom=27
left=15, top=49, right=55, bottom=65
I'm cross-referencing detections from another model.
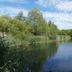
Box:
left=47, top=42, right=58, bottom=58
left=0, top=41, right=58, bottom=72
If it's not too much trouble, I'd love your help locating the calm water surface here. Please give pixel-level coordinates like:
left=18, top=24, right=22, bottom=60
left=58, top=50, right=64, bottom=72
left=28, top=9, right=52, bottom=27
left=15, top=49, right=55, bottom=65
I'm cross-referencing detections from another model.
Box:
left=0, top=41, right=72, bottom=72
left=41, top=42, right=72, bottom=72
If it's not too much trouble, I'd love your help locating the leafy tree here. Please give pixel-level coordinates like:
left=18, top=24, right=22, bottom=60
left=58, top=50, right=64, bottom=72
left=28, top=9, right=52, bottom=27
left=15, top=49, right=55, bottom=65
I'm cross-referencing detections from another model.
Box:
left=47, top=21, right=58, bottom=39
left=0, top=16, right=12, bottom=37
left=9, top=19, right=31, bottom=40
left=28, top=8, right=48, bottom=35
left=15, top=11, right=26, bottom=21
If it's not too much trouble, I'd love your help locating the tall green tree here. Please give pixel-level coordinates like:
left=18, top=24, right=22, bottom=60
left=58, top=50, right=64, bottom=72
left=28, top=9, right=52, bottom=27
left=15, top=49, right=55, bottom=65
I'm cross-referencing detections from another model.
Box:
left=15, top=11, right=26, bottom=21
left=28, top=8, right=48, bottom=35
left=9, top=19, right=31, bottom=40
left=48, top=21, right=58, bottom=39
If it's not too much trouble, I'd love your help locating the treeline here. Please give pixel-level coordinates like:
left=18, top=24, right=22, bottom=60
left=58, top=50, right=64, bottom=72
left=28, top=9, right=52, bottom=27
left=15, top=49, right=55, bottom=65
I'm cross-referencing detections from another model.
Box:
left=0, top=8, right=58, bottom=41
left=60, top=30, right=72, bottom=35
left=60, top=30, right=72, bottom=39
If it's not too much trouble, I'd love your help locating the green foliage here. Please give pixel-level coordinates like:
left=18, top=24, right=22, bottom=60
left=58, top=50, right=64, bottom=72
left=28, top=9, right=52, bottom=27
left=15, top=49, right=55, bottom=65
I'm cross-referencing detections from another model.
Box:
left=0, top=37, right=58, bottom=72
left=47, top=21, right=58, bottom=39
left=60, top=29, right=72, bottom=40
left=0, top=16, right=11, bottom=33
left=15, top=11, right=24, bottom=21
left=28, top=8, right=50, bottom=35
left=61, top=30, right=72, bottom=35
left=0, top=16, right=31, bottom=40
left=9, top=19, right=31, bottom=40
left=0, top=8, right=59, bottom=41
left=28, top=9, right=58, bottom=40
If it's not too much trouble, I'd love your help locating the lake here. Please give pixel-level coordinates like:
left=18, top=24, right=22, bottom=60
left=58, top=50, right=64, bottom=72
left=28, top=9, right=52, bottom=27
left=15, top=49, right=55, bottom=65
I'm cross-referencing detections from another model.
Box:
left=41, top=41, right=72, bottom=72
left=0, top=41, right=72, bottom=72
left=18, top=41, right=72, bottom=72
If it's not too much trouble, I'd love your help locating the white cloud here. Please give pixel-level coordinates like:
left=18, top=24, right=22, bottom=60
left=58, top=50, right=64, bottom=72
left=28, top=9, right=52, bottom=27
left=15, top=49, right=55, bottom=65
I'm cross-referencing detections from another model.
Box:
left=36, top=0, right=72, bottom=12
left=36, top=0, right=60, bottom=7
left=43, top=12, right=72, bottom=22
left=36, top=0, right=72, bottom=29
left=0, top=7, right=28, bottom=16
left=56, top=1, right=72, bottom=12
left=55, top=21, right=72, bottom=30
left=42, top=11, right=72, bottom=29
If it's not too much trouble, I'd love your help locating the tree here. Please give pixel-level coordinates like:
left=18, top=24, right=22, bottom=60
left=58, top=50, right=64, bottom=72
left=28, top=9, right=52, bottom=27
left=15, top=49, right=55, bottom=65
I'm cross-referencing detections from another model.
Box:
left=9, top=19, right=31, bottom=40
left=0, top=16, right=12, bottom=37
left=48, top=21, right=58, bottom=39
left=15, top=11, right=25, bottom=21
left=28, top=8, right=48, bottom=35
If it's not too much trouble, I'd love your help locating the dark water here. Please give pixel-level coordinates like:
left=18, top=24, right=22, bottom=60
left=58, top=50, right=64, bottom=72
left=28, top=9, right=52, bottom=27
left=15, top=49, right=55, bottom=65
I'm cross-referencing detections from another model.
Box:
left=21, top=42, right=58, bottom=72
left=0, top=41, right=72, bottom=72
left=41, top=42, right=72, bottom=72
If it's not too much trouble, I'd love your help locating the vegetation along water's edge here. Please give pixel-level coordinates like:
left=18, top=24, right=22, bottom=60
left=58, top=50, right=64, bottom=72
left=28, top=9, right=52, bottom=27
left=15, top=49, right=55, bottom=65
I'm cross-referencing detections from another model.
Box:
left=0, top=8, right=72, bottom=71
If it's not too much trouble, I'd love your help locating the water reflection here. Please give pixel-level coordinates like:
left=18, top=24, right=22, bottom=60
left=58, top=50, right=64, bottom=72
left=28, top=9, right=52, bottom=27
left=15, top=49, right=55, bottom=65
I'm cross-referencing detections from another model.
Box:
left=0, top=42, right=58, bottom=72
left=42, top=42, right=72, bottom=72
left=41, top=42, right=58, bottom=72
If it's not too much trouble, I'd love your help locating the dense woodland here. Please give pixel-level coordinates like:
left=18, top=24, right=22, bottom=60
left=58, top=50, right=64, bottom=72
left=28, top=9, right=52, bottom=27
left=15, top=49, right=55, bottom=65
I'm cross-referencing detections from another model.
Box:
left=0, top=8, right=71, bottom=41
left=0, top=8, right=72, bottom=72
left=0, top=9, right=59, bottom=40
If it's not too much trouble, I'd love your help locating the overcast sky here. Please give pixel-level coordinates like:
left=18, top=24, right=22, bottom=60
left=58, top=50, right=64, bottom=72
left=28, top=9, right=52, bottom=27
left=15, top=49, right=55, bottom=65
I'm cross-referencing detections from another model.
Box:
left=0, top=0, right=72, bottom=29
